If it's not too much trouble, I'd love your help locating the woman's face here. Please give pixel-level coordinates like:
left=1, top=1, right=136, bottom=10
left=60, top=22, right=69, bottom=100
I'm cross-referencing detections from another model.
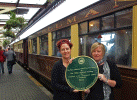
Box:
left=91, top=46, right=104, bottom=62
left=60, top=43, right=71, bottom=59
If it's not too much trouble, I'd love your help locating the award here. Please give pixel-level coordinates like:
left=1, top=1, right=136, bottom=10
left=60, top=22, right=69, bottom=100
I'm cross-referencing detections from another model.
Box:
left=65, top=56, right=99, bottom=91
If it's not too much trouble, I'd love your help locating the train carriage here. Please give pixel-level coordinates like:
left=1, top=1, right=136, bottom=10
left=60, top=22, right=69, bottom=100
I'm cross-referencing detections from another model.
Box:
left=13, top=0, right=137, bottom=100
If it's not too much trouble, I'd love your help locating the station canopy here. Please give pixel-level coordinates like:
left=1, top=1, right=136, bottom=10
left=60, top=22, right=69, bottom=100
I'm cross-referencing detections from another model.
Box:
left=0, top=0, right=100, bottom=44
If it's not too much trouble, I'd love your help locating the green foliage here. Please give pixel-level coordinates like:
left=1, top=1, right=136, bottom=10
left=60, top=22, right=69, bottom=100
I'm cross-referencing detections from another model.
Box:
left=3, top=11, right=27, bottom=38
left=3, top=39, right=10, bottom=48
left=4, top=19, right=20, bottom=30
left=10, top=11, right=16, bottom=19
left=3, top=30, right=16, bottom=38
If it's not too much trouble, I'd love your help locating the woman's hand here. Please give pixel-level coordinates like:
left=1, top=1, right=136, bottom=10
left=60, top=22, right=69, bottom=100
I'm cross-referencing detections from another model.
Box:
left=84, top=89, right=90, bottom=94
left=98, top=73, right=116, bottom=87
left=69, top=58, right=74, bottom=64
left=98, top=74, right=107, bottom=83
left=73, top=89, right=79, bottom=93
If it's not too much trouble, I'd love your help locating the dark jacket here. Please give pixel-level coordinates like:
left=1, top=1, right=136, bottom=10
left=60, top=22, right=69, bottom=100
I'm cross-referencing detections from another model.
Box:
left=51, top=59, right=82, bottom=100
left=86, top=60, right=122, bottom=100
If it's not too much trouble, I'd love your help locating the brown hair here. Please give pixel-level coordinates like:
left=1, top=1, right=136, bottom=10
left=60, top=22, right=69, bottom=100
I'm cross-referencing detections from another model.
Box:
left=56, top=39, right=73, bottom=50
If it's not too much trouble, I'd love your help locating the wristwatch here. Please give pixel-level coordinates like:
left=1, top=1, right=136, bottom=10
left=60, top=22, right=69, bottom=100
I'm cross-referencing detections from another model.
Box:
left=105, top=79, right=108, bottom=84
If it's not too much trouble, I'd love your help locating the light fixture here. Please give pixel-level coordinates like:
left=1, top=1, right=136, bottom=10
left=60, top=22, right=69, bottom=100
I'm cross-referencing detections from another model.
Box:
left=90, top=24, right=93, bottom=26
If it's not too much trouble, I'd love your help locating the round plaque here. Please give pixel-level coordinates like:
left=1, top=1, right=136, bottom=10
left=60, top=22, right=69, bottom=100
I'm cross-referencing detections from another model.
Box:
left=65, top=56, right=99, bottom=91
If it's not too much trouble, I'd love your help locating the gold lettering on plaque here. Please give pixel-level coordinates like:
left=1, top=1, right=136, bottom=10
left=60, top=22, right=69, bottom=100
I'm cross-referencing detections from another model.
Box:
left=67, top=16, right=76, bottom=24
left=85, top=9, right=99, bottom=18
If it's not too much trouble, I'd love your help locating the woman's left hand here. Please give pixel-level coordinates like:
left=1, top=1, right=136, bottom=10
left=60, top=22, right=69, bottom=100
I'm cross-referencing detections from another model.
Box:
left=98, top=74, right=117, bottom=87
left=84, top=89, right=90, bottom=94
left=98, top=74, right=107, bottom=83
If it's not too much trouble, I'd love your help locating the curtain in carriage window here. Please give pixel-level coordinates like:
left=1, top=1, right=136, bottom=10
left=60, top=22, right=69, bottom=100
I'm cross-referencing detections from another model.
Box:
left=39, top=34, right=48, bottom=55
left=32, top=38, right=37, bottom=54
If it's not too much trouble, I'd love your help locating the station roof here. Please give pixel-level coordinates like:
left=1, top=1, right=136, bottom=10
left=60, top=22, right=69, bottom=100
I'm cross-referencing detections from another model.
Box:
left=0, top=0, right=54, bottom=35
left=0, top=0, right=100, bottom=43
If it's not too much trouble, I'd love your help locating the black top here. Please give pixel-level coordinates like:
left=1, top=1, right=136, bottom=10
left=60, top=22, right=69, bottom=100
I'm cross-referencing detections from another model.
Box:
left=86, top=60, right=122, bottom=100
left=51, top=59, right=82, bottom=100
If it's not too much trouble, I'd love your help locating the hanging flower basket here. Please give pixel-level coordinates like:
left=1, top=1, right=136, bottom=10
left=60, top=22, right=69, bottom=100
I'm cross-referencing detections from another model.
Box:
left=3, top=11, right=27, bottom=38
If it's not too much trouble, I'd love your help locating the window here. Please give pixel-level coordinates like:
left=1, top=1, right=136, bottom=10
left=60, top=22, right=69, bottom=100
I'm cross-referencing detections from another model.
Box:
left=18, top=43, right=22, bottom=49
left=32, top=38, right=37, bottom=54
left=79, top=29, right=132, bottom=66
left=40, top=34, right=48, bottom=55
left=89, top=19, right=100, bottom=32
left=116, top=8, right=132, bottom=28
left=79, top=35, right=97, bottom=56
left=102, top=15, right=114, bottom=30
left=52, top=31, right=57, bottom=56
left=52, top=27, right=71, bottom=56
left=79, top=22, right=88, bottom=34
left=79, top=8, right=132, bottom=67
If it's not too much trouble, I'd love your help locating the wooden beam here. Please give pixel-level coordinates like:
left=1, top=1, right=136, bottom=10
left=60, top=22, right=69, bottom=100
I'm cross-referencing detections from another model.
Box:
left=0, top=2, right=44, bottom=8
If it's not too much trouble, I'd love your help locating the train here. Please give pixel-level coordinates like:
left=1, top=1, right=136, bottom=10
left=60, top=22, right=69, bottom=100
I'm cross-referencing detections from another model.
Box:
left=12, top=0, right=137, bottom=100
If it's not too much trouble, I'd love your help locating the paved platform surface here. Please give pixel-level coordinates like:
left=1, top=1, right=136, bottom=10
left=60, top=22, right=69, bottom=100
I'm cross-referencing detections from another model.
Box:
left=0, top=62, right=53, bottom=100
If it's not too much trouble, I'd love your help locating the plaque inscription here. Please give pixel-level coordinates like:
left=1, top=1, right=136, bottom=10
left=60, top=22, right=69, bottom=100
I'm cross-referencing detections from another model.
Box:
left=65, top=56, right=99, bottom=91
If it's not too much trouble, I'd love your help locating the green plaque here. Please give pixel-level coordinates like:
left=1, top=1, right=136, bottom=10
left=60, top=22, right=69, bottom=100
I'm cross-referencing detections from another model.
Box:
left=65, top=56, right=99, bottom=91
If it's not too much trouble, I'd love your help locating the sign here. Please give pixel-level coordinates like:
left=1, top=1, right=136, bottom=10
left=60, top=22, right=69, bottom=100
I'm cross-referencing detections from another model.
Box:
left=65, top=56, right=99, bottom=91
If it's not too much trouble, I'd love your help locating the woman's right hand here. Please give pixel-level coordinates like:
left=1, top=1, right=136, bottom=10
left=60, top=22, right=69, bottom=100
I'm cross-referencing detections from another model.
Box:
left=69, top=58, right=74, bottom=64
left=73, top=89, right=79, bottom=93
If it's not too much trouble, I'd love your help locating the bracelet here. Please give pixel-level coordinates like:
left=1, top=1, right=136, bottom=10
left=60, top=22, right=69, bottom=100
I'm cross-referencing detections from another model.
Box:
left=105, top=79, right=108, bottom=84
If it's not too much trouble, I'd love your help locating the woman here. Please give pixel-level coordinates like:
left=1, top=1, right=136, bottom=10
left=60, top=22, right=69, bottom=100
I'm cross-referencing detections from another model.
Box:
left=85, top=42, right=122, bottom=100
left=51, top=39, right=81, bottom=100
left=0, top=46, right=6, bottom=74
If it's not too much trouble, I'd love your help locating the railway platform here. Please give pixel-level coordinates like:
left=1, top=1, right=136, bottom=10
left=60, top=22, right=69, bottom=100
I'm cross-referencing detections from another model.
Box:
left=0, top=62, right=53, bottom=100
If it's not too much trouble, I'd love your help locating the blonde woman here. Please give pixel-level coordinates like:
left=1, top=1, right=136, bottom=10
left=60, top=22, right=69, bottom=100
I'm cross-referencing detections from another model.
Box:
left=85, top=42, right=122, bottom=100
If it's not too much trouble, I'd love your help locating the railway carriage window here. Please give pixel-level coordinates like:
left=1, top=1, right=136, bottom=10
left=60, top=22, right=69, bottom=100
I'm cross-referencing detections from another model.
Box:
left=32, top=38, right=37, bottom=54
left=53, top=32, right=56, bottom=39
left=18, top=43, right=22, bottom=49
left=110, top=29, right=132, bottom=66
left=52, top=40, right=57, bottom=56
left=79, top=35, right=97, bottom=56
left=102, top=15, right=114, bottom=30
left=79, top=22, right=88, bottom=34
left=89, top=19, right=100, bottom=32
left=52, top=27, right=71, bottom=56
left=21, top=43, right=23, bottom=49
left=18, top=44, right=20, bottom=49
left=57, top=30, right=62, bottom=39
left=116, top=8, right=132, bottom=28
left=52, top=31, right=56, bottom=56
left=66, top=27, right=71, bottom=37
left=79, top=29, right=132, bottom=67
left=62, top=29, right=65, bottom=37
left=62, top=27, right=71, bottom=37
left=40, top=34, right=48, bottom=55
